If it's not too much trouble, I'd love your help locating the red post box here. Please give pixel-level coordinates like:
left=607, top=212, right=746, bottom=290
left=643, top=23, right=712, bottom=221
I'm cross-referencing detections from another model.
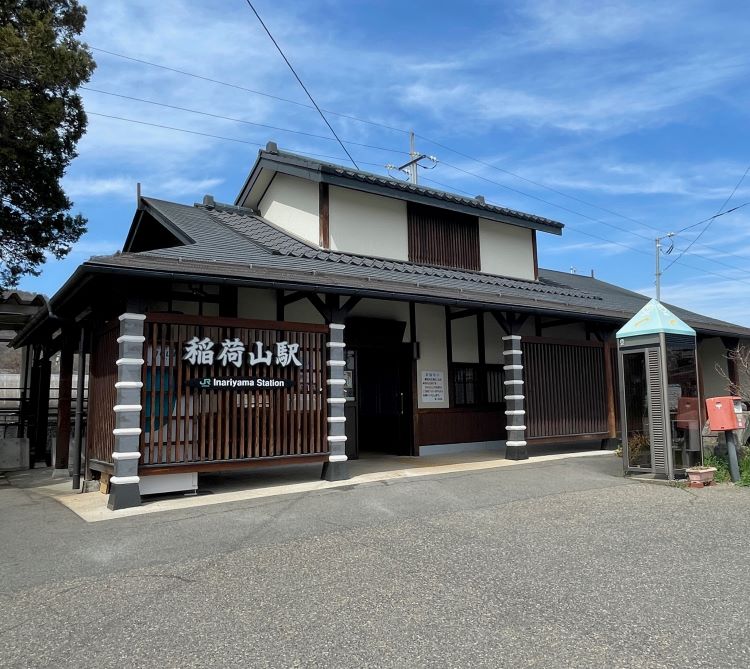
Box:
left=705, top=396, right=745, bottom=431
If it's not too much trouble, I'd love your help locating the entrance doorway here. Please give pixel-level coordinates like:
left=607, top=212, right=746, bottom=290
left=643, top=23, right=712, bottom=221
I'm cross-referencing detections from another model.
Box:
left=343, top=318, right=414, bottom=458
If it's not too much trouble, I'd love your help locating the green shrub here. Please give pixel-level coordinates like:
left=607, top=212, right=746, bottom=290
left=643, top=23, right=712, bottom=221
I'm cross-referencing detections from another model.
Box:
left=703, top=451, right=750, bottom=485
left=739, top=454, right=750, bottom=487
left=704, top=453, right=731, bottom=483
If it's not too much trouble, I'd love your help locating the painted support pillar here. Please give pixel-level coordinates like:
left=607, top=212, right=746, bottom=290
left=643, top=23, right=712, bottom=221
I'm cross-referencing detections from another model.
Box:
left=108, top=312, right=146, bottom=510
left=503, top=334, right=528, bottom=460
left=54, top=338, right=74, bottom=471
left=322, top=322, right=349, bottom=481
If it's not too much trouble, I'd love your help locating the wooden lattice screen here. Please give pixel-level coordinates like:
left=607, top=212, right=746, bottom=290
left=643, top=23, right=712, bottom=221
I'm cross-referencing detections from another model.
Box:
left=140, top=314, right=328, bottom=470
left=523, top=338, right=609, bottom=438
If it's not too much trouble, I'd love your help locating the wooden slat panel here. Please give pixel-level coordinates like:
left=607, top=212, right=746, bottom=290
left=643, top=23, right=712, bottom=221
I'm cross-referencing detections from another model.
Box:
left=139, top=315, right=329, bottom=470
left=407, top=203, right=480, bottom=271
left=87, top=320, right=119, bottom=464
left=416, top=407, right=505, bottom=446
left=523, top=340, right=608, bottom=438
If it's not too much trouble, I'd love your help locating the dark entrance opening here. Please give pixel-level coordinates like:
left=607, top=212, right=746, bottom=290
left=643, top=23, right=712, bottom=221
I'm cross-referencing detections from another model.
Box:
left=344, top=317, right=414, bottom=458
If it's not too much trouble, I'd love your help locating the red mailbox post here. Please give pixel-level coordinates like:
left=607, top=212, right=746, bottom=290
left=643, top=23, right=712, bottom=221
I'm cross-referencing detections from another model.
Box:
left=706, top=396, right=744, bottom=481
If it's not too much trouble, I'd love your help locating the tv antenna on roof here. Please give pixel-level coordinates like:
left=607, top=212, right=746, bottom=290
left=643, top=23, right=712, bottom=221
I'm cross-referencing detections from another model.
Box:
left=386, top=131, right=438, bottom=184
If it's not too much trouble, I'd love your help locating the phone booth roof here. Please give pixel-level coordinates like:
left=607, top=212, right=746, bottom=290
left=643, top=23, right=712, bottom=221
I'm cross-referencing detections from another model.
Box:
left=616, top=299, right=696, bottom=339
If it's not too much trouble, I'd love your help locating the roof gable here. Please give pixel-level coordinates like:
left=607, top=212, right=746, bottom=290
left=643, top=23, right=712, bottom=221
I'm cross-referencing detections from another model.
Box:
left=235, top=144, right=564, bottom=236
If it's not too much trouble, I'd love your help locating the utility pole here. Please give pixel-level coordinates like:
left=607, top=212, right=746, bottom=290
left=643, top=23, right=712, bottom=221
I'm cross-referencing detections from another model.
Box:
left=655, top=233, right=674, bottom=302
left=386, top=131, right=437, bottom=184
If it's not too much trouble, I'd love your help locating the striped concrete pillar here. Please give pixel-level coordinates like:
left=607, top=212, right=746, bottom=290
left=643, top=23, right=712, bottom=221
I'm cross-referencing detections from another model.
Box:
left=503, top=334, right=528, bottom=460
left=322, top=322, right=349, bottom=481
left=107, top=312, right=146, bottom=510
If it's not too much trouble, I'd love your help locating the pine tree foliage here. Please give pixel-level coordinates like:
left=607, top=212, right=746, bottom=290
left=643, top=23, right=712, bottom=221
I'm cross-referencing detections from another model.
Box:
left=0, top=0, right=95, bottom=290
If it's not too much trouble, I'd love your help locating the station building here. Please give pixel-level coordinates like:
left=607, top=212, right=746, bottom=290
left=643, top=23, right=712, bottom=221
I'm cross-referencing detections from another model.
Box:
left=12, top=144, right=750, bottom=509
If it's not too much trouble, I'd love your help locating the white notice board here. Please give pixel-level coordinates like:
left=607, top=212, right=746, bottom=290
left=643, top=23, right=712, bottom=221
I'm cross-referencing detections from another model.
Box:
left=421, top=370, right=445, bottom=403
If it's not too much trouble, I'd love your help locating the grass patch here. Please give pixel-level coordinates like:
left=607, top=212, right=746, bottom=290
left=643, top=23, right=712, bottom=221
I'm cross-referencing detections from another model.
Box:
left=703, top=451, right=750, bottom=485
left=703, top=453, right=731, bottom=483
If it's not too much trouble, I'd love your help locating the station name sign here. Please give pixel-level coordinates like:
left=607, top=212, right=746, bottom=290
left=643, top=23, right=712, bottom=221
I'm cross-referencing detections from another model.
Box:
left=188, top=377, right=294, bottom=390
left=183, top=337, right=302, bottom=368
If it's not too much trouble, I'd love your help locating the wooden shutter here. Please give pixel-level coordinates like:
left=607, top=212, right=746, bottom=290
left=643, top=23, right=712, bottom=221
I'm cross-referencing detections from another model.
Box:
left=407, top=203, right=480, bottom=271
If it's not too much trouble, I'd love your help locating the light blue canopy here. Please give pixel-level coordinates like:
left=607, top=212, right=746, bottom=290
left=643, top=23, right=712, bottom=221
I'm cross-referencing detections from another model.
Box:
left=616, top=299, right=696, bottom=338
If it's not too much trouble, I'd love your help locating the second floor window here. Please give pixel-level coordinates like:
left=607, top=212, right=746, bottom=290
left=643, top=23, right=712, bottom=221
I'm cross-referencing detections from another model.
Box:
left=407, top=203, right=480, bottom=271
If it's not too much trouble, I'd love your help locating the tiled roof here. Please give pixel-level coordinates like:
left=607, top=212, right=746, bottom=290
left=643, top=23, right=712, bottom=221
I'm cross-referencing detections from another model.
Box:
left=241, top=148, right=564, bottom=234
left=80, top=197, right=750, bottom=338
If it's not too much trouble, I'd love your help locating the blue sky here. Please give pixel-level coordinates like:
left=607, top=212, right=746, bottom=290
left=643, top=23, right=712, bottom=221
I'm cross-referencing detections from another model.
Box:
left=19, top=0, right=750, bottom=324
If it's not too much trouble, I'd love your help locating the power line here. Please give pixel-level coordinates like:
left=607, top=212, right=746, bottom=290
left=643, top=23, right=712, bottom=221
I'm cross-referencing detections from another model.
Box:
left=242, top=0, right=359, bottom=169
left=664, top=166, right=750, bottom=272
left=82, top=86, right=409, bottom=155
left=88, top=107, right=750, bottom=283
left=417, top=133, right=662, bottom=234
left=87, top=46, right=750, bottom=264
left=438, top=158, right=750, bottom=273
left=438, top=159, right=653, bottom=242
left=86, top=112, right=385, bottom=167
left=419, top=175, right=750, bottom=288
left=89, top=46, right=409, bottom=135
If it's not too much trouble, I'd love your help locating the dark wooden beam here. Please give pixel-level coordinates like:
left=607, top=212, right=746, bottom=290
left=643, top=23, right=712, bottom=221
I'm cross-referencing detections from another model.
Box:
left=448, top=308, right=478, bottom=321
left=306, top=294, right=330, bottom=321
left=218, top=285, right=238, bottom=317
left=603, top=341, right=617, bottom=439
left=532, top=230, right=539, bottom=281
left=538, top=318, right=572, bottom=330
left=491, top=311, right=511, bottom=335
left=276, top=289, right=284, bottom=321
left=319, top=182, right=330, bottom=248
left=340, top=295, right=361, bottom=315
left=477, top=312, right=486, bottom=366
left=54, top=336, right=75, bottom=470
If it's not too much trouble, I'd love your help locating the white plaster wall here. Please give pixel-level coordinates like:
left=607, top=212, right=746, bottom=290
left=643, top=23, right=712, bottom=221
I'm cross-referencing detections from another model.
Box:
left=284, top=298, right=325, bottom=325
left=700, top=337, right=731, bottom=398
left=537, top=321, right=589, bottom=339
left=348, top=299, right=411, bottom=342
left=479, top=219, right=535, bottom=281
left=738, top=337, right=750, bottom=396
left=415, top=303, right=449, bottom=409
left=259, top=173, right=319, bottom=246
left=237, top=288, right=276, bottom=320
left=329, top=186, right=408, bottom=260
left=170, top=300, right=200, bottom=315
left=451, top=316, right=479, bottom=363
left=484, top=315, right=504, bottom=364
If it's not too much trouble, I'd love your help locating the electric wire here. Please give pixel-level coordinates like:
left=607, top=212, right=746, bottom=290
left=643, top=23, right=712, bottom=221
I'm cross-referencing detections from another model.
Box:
left=88, top=46, right=409, bottom=135
left=420, top=175, right=750, bottom=288
left=81, top=86, right=409, bottom=155
left=242, top=0, right=360, bottom=169
left=87, top=109, right=750, bottom=283
left=86, top=112, right=385, bottom=167
left=664, top=165, right=750, bottom=272
left=10, top=46, right=745, bottom=280
left=87, top=46, right=750, bottom=266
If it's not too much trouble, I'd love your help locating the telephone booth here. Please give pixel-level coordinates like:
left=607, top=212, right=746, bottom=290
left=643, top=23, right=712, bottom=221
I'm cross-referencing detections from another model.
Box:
left=617, top=299, right=702, bottom=479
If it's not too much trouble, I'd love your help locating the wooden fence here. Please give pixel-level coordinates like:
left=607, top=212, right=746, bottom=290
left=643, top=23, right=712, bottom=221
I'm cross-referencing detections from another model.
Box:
left=140, top=314, right=328, bottom=471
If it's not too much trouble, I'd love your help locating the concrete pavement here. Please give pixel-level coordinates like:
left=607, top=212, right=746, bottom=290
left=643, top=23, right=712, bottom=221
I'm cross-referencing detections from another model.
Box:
left=2, top=454, right=749, bottom=667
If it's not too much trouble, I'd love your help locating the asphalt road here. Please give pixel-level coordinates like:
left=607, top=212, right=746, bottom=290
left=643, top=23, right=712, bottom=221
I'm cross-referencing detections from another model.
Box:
left=2, top=455, right=749, bottom=668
